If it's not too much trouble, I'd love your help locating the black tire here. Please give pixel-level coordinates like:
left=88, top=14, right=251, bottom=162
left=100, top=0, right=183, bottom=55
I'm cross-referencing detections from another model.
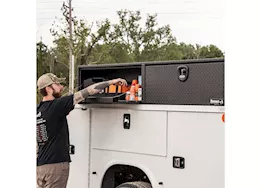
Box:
left=116, top=181, right=152, bottom=188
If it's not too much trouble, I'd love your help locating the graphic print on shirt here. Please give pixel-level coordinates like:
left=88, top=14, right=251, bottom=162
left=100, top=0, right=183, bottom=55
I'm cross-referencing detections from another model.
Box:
left=37, top=111, right=48, bottom=145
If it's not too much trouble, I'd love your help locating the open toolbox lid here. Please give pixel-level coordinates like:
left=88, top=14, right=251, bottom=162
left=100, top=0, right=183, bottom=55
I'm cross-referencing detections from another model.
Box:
left=77, top=58, right=224, bottom=105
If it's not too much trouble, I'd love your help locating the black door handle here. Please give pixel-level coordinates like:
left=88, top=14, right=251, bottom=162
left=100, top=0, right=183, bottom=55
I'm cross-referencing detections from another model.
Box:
left=69, top=145, right=75, bottom=155
left=123, top=114, right=130, bottom=129
left=177, top=65, right=189, bottom=82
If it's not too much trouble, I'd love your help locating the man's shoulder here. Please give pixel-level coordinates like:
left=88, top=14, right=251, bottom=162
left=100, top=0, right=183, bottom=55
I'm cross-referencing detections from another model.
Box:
left=53, top=95, right=75, bottom=114
left=55, top=94, right=74, bottom=101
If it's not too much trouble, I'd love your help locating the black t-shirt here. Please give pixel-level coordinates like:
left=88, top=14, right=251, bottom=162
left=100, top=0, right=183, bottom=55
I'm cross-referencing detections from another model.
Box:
left=36, top=95, right=74, bottom=166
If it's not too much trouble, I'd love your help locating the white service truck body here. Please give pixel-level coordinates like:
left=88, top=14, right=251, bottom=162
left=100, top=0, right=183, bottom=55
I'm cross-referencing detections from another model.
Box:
left=67, top=104, right=224, bottom=188
left=66, top=58, right=224, bottom=188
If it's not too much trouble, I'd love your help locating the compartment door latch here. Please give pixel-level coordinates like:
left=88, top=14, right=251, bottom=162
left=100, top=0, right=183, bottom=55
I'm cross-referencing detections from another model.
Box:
left=69, top=145, right=75, bottom=155
left=173, top=156, right=185, bottom=169
left=177, top=65, right=189, bottom=82
left=123, top=114, right=131, bottom=129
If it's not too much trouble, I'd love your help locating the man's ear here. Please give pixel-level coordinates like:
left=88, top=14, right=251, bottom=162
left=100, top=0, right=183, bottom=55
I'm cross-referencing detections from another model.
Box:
left=45, top=86, right=53, bottom=94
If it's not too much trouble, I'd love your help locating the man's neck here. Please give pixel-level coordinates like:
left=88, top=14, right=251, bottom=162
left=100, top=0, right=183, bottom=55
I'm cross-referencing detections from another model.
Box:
left=42, top=95, right=55, bottom=102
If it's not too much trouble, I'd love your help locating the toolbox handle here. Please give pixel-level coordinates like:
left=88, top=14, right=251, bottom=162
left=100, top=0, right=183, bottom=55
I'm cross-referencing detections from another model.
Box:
left=177, top=65, right=189, bottom=82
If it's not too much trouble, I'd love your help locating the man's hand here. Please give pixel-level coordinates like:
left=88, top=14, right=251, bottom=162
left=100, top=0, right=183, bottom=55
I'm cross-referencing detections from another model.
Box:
left=110, top=78, right=128, bottom=86
left=73, top=78, right=128, bottom=105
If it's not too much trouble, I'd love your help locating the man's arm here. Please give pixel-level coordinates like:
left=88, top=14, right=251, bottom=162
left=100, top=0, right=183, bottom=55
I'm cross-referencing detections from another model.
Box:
left=73, top=78, right=127, bottom=105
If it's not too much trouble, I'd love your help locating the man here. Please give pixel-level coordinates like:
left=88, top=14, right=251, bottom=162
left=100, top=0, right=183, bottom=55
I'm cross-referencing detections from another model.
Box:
left=36, top=73, right=127, bottom=188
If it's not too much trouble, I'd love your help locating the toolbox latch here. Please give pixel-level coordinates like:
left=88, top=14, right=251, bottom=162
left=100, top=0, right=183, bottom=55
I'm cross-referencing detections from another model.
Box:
left=69, top=145, right=75, bottom=155
left=173, top=156, right=185, bottom=169
left=123, top=114, right=131, bottom=129
left=177, top=65, right=189, bottom=82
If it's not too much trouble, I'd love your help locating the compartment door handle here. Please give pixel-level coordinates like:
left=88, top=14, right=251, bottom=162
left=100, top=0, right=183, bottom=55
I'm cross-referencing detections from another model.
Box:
left=177, top=65, right=189, bottom=82
left=123, top=114, right=130, bottom=129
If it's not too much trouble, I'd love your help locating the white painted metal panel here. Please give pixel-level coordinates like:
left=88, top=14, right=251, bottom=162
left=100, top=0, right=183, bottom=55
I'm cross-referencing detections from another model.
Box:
left=166, top=112, right=224, bottom=188
left=67, top=109, right=91, bottom=188
left=91, top=108, right=167, bottom=156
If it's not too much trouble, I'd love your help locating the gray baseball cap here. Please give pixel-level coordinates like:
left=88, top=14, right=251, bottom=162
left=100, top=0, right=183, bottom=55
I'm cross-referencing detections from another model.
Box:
left=37, top=73, right=66, bottom=90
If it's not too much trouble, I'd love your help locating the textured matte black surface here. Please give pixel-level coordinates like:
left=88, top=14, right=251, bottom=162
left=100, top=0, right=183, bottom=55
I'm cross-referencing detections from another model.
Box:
left=144, top=62, right=224, bottom=105
left=79, top=66, right=141, bottom=90
left=141, top=64, right=146, bottom=103
left=84, top=93, right=126, bottom=104
left=78, top=58, right=224, bottom=105
left=78, top=58, right=224, bottom=68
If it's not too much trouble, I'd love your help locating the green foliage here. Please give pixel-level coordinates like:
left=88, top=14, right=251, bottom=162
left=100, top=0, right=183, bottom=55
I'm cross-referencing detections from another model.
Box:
left=37, top=41, right=50, bottom=78
left=37, top=9, right=224, bottom=97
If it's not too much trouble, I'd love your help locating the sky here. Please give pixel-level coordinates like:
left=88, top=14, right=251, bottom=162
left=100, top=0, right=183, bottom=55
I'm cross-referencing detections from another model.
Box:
left=36, top=0, right=224, bottom=51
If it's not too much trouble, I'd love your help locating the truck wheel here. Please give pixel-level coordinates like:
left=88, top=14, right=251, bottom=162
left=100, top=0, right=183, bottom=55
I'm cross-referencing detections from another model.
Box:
left=116, top=181, right=152, bottom=188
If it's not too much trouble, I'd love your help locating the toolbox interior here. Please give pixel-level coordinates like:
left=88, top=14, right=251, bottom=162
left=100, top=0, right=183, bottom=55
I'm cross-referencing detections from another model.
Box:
left=78, top=64, right=142, bottom=103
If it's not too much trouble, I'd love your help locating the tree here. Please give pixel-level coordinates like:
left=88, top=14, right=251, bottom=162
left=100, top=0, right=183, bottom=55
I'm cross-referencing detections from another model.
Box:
left=50, top=15, right=111, bottom=64
left=36, top=41, right=50, bottom=103
left=37, top=9, right=224, bottom=93
left=198, top=45, right=224, bottom=58
left=49, top=9, right=224, bottom=67
left=103, top=10, right=176, bottom=62
left=37, top=41, right=50, bottom=78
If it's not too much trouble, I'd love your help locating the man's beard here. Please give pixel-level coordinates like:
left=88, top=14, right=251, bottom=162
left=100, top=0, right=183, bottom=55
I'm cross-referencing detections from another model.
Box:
left=53, top=91, right=62, bottom=98
left=50, top=86, right=62, bottom=98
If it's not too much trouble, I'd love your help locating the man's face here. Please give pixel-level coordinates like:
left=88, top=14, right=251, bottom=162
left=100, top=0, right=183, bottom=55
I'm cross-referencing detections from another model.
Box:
left=48, top=83, right=64, bottom=98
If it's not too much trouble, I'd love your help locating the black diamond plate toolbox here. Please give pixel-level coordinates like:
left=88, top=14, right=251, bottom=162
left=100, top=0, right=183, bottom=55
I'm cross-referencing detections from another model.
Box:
left=144, top=61, right=224, bottom=105
left=78, top=58, right=224, bottom=105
